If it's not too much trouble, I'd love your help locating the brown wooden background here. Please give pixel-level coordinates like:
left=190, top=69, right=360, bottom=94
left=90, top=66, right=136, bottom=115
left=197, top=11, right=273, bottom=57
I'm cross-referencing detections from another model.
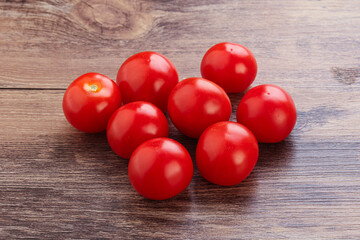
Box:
left=1, top=0, right=360, bottom=239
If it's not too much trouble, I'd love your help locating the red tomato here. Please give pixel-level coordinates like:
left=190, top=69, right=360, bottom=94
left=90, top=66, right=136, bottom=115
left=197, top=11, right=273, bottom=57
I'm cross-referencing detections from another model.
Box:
left=116, top=51, right=178, bottom=112
left=62, top=72, right=122, bottom=133
left=128, top=138, right=193, bottom=200
left=107, top=101, right=169, bottom=159
left=196, top=121, right=259, bottom=186
left=201, top=42, right=257, bottom=93
left=167, top=77, right=232, bottom=138
left=236, top=84, right=297, bottom=143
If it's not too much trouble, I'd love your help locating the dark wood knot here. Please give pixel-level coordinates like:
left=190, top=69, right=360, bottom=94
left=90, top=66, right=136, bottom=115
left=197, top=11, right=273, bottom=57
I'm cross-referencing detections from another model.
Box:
left=74, top=0, right=152, bottom=39
left=331, top=67, right=360, bottom=85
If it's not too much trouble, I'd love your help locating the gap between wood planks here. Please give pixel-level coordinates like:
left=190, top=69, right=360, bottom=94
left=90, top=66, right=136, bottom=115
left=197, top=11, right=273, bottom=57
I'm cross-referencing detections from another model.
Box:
left=0, top=87, right=65, bottom=91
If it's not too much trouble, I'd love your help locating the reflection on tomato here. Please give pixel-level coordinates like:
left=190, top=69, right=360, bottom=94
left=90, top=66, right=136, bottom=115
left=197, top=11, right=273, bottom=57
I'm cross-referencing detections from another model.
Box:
left=196, top=121, right=259, bottom=186
left=167, top=77, right=232, bottom=138
left=62, top=72, right=122, bottom=133
left=237, top=84, right=297, bottom=143
left=116, top=51, right=178, bottom=111
left=128, top=138, right=193, bottom=200
left=107, top=101, right=169, bottom=159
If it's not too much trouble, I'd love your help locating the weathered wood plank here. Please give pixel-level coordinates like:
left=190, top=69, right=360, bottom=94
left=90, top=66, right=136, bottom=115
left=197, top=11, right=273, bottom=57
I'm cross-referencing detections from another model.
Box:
left=0, top=0, right=359, bottom=89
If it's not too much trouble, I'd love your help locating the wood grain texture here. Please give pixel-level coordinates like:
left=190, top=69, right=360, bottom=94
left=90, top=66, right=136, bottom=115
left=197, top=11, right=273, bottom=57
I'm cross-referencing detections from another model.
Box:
left=1, top=0, right=360, bottom=89
left=1, top=0, right=360, bottom=239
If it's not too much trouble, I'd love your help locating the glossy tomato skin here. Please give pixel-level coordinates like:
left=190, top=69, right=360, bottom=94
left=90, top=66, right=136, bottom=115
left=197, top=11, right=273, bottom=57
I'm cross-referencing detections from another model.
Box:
left=107, top=101, right=169, bottom=159
left=128, top=138, right=193, bottom=200
left=116, top=51, right=179, bottom=112
left=167, top=77, right=232, bottom=138
left=201, top=42, right=257, bottom=93
left=62, top=72, right=122, bottom=133
left=236, top=84, right=297, bottom=143
left=196, top=121, right=259, bottom=186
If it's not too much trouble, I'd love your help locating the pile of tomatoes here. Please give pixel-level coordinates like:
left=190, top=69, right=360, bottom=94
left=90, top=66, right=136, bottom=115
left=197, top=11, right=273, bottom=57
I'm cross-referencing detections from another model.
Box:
left=63, top=42, right=297, bottom=200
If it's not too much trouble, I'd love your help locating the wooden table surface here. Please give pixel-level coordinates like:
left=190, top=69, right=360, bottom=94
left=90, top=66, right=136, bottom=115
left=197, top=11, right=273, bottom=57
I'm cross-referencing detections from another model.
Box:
left=1, top=0, right=360, bottom=239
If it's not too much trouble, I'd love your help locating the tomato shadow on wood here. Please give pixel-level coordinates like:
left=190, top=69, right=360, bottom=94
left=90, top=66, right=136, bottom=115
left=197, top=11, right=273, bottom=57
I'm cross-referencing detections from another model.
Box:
left=166, top=113, right=199, bottom=161
left=228, top=91, right=247, bottom=121
left=251, top=136, right=296, bottom=181
left=187, top=170, right=258, bottom=209
left=119, top=184, right=194, bottom=230
left=257, top=136, right=295, bottom=168
left=48, top=130, right=128, bottom=190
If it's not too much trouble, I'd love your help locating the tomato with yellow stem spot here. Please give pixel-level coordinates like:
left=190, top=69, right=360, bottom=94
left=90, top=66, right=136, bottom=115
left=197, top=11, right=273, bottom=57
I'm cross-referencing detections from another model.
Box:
left=63, top=72, right=122, bottom=133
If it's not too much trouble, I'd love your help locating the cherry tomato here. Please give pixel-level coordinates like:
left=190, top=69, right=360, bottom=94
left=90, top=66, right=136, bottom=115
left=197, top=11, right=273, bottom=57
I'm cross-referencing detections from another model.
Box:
left=116, top=51, right=178, bottom=112
left=236, top=84, right=297, bottom=143
left=107, top=101, right=169, bottom=159
left=196, top=121, right=259, bottom=186
left=201, top=42, right=257, bottom=93
left=62, top=72, right=122, bottom=133
left=128, top=138, right=193, bottom=200
left=167, top=77, right=232, bottom=138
